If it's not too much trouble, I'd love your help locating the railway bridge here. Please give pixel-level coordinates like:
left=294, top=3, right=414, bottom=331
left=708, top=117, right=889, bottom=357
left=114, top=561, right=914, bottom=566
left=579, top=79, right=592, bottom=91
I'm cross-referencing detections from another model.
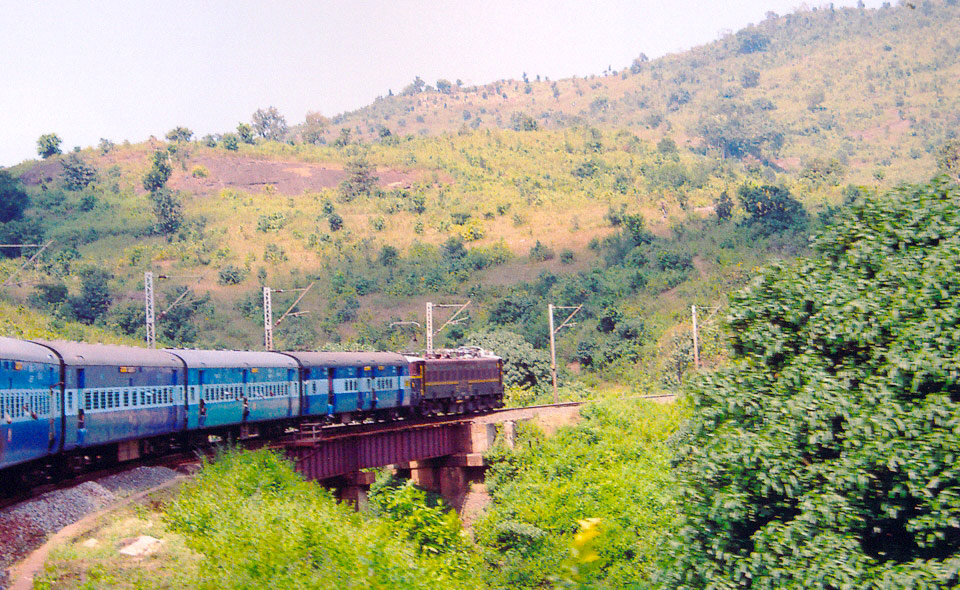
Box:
left=277, top=402, right=586, bottom=510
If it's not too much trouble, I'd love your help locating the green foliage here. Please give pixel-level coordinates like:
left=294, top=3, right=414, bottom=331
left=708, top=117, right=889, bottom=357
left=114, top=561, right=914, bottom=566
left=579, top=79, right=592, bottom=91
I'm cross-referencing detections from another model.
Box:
left=338, top=158, right=379, bottom=202
left=510, top=112, right=539, bottom=131
left=236, top=122, right=256, bottom=144
left=478, top=400, right=682, bottom=588
left=221, top=133, right=239, bottom=151
left=98, top=137, right=114, bottom=154
left=165, top=449, right=475, bottom=589
left=251, top=106, right=288, bottom=141
left=36, top=133, right=62, bottom=158
left=737, top=183, right=807, bottom=234
left=217, top=264, right=247, bottom=285
left=165, top=126, right=193, bottom=142
left=0, top=170, right=29, bottom=223
left=328, top=212, right=344, bottom=231
left=190, top=165, right=209, bottom=178
left=142, top=150, right=172, bottom=192
left=714, top=190, right=733, bottom=221
left=60, top=152, right=97, bottom=190
left=369, top=474, right=470, bottom=564
left=662, top=177, right=960, bottom=588
left=529, top=240, right=554, bottom=262
left=0, top=218, right=44, bottom=259
left=148, top=188, right=184, bottom=236
left=466, top=330, right=550, bottom=389
left=256, top=212, right=287, bottom=232
left=70, top=267, right=112, bottom=324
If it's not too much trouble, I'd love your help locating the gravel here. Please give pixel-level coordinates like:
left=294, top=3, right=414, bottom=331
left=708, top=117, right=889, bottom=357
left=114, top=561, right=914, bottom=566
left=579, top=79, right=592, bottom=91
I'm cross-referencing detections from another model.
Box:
left=0, top=467, right=181, bottom=590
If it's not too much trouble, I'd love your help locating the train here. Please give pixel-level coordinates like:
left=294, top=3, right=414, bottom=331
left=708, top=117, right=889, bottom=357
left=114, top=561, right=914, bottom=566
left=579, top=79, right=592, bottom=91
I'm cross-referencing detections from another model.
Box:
left=0, top=336, right=503, bottom=486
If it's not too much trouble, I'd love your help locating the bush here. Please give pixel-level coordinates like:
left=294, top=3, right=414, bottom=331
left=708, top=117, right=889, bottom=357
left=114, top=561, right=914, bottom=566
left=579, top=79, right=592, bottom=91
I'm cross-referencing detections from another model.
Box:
left=191, top=165, right=209, bottom=178
left=0, top=170, right=29, bottom=223
left=217, top=264, right=247, bottom=285
left=60, top=153, right=97, bottom=190
left=559, top=249, right=575, bottom=264
left=529, top=241, right=554, bottom=262
left=165, top=449, right=477, bottom=589
left=662, top=177, right=960, bottom=588
left=737, top=183, right=807, bottom=233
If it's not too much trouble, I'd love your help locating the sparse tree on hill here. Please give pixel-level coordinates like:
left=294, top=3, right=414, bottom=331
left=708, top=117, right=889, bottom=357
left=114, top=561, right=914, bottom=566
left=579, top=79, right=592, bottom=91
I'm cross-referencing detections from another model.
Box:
left=70, top=267, right=112, bottom=324
left=165, top=126, right=193, bottom=142
left=338, top=158, right=379, bottom=202
left=251, top=106, right=288, bottom=141
left=221, top=133, right=239, bottom=151
left=302, top=112, right=329, bottom=145
left=37, top=133, right=62, bottom=159
left=98, top=138, right=114, bottom=155
left=148, top=188, right=184, bottom=237
left=236, top=123, right=255, bottom=144
left=436, top=79, right=453, bottom=94
left=143, top=150, right=172, bottom=192
left=61, top=153, right=98, bottom=190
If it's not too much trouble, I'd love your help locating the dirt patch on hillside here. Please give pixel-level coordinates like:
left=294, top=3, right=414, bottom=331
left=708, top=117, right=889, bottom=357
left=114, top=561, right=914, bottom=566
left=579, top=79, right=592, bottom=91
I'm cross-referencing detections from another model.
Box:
left=170, top=155, right=428, bottom=197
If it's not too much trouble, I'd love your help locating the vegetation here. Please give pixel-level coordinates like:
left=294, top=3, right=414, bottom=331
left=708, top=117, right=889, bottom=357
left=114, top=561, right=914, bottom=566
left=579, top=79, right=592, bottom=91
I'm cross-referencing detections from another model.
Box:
left=163, top=449, right=479, bottom=589
left=662, top=176, right=960, bottom=587
left=477, top=399, right=683, bottom=588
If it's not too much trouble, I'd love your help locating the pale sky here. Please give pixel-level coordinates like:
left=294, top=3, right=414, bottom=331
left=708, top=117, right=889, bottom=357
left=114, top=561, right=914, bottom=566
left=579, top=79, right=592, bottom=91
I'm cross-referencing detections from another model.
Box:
left=0, top=0, right=883, bottom=167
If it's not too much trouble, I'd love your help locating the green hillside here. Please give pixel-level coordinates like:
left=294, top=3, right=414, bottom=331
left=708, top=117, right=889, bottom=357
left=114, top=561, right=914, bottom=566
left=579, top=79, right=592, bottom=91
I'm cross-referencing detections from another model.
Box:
left=1, top=0, right=957, bottom=393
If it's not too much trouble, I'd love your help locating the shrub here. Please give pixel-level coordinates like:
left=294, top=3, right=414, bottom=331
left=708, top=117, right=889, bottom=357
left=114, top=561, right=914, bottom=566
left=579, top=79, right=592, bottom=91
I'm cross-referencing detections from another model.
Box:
left=60, top=153, right=97, bottom=190
left=217, top=264, right=247, bottom=285
left=529, top=241, right=554, bottom=262
left=559, top=249, right=575, bottom=264
left=328, top=213, right=343, bottom=231
left=662, top=177, right=960, bottom=587
left=191, top=165, right=209, bottom=178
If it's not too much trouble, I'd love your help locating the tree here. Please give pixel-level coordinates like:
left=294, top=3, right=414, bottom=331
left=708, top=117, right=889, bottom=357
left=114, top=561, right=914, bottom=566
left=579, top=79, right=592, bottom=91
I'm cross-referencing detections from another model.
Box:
left=71, top=268, right=112, bottom=324
left=465, top=330, right=550, bottom=388
left=165, top=126, right=193, bottom=142
left=251, top=106, right=288, bottom=141
left=60, top=153, right=97, bottom=190
left=148, top=188, right=184, bottom=236
left=0, top=170, right=29, bottom=223
left=0, top=218, right=43, bottom=258
left=221, top=133, right=240, bottom=151
left=142, top=150, right=172, bottom=192
left=98, top=138, right=114, bottom=155
left=236, top=123, right=255, bottom=144
left=401, top=75, right=425, bottom=95
left=436, top=79, right=453, bottom=94
left=662, top=177, right=960, bottom=587
left=736, top=184, right=807, bottom=232
left=338, top=158, right=379, bottom=202
left=936, top=138, right=960, bottom=182
left=697, top=101, right=784, bottom=160
left=301, top=112, right=328, bottom=145
left=328, top=213, right=343, bottom=232
left=714, top=190, right=733, bottom=221
left=510, top=112, right=539, bottom=131
left=37, top=133, right=62, bottom=159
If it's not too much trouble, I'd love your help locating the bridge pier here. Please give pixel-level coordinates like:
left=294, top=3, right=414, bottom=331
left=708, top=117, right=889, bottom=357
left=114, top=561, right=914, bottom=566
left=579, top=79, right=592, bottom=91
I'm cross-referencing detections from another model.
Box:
left=397, top=453, right=486, bottom=511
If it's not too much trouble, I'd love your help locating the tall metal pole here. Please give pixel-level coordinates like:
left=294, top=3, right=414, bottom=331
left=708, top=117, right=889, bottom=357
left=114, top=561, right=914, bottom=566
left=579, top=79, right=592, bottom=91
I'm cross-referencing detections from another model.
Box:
left=144, top=272, right=156, bottom=349
left=425, top=302, right=434, bottom=355
left=263, top=287, right=274, bottom=351
left=692, top=304, right=700, bottom=370
left=548, top=304, right=558, bottom=403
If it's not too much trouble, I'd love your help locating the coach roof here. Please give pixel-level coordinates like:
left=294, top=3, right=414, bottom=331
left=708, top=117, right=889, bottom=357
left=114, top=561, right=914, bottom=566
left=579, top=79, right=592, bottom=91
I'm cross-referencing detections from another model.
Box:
left=165, top=349, right=298, bottom=369
left=281, top=351, right=408, bottom=368
left=1, top=336, right=61, bottom=365
left=33, top=340, right=182, bottom=368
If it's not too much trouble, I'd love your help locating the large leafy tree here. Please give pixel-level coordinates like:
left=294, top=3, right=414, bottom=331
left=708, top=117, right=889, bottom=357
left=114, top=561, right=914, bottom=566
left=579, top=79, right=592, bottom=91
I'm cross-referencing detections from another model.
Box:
left=0, top=170, right=29, bottom=222
left=662, top=177, right=960, bottom=588
left=251, top=106, right=288, bottom=141
left=36, top=133, right=62, bottom=159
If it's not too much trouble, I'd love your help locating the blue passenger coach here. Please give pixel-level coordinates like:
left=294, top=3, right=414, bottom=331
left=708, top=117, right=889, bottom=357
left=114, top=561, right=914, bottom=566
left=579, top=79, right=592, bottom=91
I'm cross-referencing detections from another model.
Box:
left=167, top=349, right=299, bottom=433
left=282, top=352, right=411, bottom=421
left=36, top=340, right=184, bottom=461
left=0, top=337, right=62, bottom=471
